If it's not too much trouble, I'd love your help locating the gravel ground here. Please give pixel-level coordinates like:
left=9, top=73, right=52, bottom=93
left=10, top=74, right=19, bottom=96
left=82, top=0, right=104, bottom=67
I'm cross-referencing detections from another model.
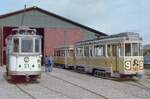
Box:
left=0, top=66, right=150, bottom=99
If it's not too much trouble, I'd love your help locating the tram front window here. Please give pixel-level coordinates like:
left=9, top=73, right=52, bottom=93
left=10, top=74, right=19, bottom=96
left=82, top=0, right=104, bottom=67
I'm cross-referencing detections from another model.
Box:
left=21, top=39, right=33, bottom=53
left=13, top=38, right=19, bottom=52
left=125, top=43, right=142, bottom=56
left=139, top=43, right=143, bottom=56
left=125, top=43, right=131, bottom=56
left=35, top=39, right=40, bottom=53
left=132, top=43, right=139, bottom=56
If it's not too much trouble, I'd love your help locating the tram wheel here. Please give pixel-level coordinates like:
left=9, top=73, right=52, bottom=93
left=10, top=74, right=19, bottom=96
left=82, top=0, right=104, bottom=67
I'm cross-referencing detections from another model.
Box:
left=93, top=69, right=106, bottom=78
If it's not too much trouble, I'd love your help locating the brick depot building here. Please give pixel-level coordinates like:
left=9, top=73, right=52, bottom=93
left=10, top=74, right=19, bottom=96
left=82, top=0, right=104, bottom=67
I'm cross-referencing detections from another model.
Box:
left=0, top=6, right=106, bottom=65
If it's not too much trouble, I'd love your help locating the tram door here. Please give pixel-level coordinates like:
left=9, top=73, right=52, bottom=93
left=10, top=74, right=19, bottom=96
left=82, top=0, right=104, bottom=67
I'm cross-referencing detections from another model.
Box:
left=64, top=49, right=67, bottom=67
left=111, top=44, right=119, bottom=72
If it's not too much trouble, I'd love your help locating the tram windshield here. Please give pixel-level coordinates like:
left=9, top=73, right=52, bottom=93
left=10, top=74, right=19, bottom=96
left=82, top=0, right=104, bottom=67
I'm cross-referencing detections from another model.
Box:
left=21, top=39, right=33, bottom=53
left=13, top=38, right=19, bottom=52
left=35, top=39, right=40, bottom=53
left=125, top=43, right=142, bottom=56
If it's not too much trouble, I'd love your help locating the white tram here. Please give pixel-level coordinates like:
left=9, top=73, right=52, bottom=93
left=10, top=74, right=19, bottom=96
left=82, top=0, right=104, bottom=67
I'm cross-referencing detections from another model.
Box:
left=6, top=26, right=42, bottom=80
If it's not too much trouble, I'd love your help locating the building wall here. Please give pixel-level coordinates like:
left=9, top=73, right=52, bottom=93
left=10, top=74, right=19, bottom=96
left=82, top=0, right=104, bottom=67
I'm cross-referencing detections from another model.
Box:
left=44, top=28, right=84, bottom=56
left=0, top=27, right=2, bottom=66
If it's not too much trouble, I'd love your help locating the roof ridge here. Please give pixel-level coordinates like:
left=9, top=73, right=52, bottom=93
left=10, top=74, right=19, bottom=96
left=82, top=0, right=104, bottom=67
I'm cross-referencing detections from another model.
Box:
left=0, top=6, right=107, bottom=36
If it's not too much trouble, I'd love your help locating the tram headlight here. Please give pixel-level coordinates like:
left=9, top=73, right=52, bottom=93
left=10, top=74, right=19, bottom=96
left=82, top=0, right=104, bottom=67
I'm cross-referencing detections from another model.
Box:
left=139, top=61, right=143, bottom=70
left=24, top=56, right=29, bottom=63
left=37, top=59, right=41, bottom=63
left=125, top=61, right=131, bottom=70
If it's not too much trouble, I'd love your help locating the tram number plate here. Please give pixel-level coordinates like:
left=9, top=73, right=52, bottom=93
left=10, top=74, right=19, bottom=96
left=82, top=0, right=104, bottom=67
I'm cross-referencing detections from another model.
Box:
left=24, top=64, right=29, bottom=68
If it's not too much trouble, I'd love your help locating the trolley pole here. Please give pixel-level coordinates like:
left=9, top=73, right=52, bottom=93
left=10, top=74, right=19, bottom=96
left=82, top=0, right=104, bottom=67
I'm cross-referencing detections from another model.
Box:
left=21, top=5, right=27, bottom=26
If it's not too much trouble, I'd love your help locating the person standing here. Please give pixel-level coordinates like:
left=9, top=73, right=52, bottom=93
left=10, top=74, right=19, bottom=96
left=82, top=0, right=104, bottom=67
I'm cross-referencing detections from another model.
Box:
left=50, top=56, right=54, bottom=71
left=47, top=56, right=52, bottom=72
left=44, top=55, right=48, bottom=72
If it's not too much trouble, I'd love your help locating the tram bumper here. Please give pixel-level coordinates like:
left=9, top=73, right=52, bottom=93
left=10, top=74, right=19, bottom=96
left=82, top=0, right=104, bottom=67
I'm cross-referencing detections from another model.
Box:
left=8, top=71, right=41, bottom=76
left=121, top=71, right=144, bottom=77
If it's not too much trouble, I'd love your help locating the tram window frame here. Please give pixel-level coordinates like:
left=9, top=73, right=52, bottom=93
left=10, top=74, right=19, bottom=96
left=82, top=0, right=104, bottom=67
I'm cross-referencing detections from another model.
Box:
left=89, top=45, right=93, bottom=57
left=35, top=39, right=40, bottom=53
left=132, top=43, right=139, bottom=56
left=68, top=49, right=74, bottom=57
left=94, top=45, right=105, bottom=56
left=57, top=50, right=60, bottom=56
left=118, top=45, right=124, bottom=56
left=76, top=47, right=84, bottom=57
left=21, top=38, right=33, bottom=53
left=125, top=43, right=131, bottom=56
left=13, top=38, right=19, bottom=53
left=84, top=46, right=89, bottom=57
left=139, top=43, right=143, bottom=56
left=107, top=44, right=111, bottom=56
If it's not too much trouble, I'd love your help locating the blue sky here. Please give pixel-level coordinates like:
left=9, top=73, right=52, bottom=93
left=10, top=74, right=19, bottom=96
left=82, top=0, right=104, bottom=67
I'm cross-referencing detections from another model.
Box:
left=0, top=0, right=149, bottom=44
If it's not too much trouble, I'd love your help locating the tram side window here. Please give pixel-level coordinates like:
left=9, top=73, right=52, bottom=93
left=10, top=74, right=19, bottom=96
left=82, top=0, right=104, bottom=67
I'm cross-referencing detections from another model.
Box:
left=57, top=50, right=60, bottom=56
left=125, top=43, right=131, bottom=56
left=13, top=38, right=19, bottom=52
left=35, top=39, right=40, bottom=53
left=132, top=43, right=139, bottom=56
left=84, top=46, right=89, bottom=56
left=94, top=45, right=105, bottom=56
left=68, top=50, right=74, bottom=57
left=107, top=45, right=112, bottom=56
left=139, top=43, right=143, bottom=56
left=76, top=47, right=83, bottom=56
left=60, top=50, right=65, bottom=56
left=119, top=44, right=124, bottom=56
left=89, top=46, right=93, bottom=57
left=21, top=39, right=33, bottom=53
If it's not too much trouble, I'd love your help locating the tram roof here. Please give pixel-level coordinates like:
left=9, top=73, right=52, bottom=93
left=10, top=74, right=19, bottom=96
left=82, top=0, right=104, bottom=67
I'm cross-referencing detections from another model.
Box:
left=76, top=32, right=141, bottom=44
left=12, top=26, right=36, bottom=35
left=55, top=45, right=74, bottom=49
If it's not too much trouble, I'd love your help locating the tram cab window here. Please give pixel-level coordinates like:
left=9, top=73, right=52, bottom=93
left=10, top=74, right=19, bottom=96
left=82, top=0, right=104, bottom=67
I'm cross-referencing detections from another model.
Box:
left=119, top=44, right=124, bottom=56
left=132, top=43, right=139, bottom=56
left=35, top=39, right=40, bottom=53
left=139, top=43, right=143, bottom=56
left=13, top=38, right=19, bottom=52
left=94, top=45, right=105, bottom=56
left=21, top=39, right=33, bottom=53
left=125, top=43, right=131, bottom=56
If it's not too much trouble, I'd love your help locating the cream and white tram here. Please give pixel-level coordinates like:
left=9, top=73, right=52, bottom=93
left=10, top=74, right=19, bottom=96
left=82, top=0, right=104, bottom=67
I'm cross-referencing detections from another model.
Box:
left=75, top=32, right=143, bottom=78
left=6, top=26, right=42, bottom=80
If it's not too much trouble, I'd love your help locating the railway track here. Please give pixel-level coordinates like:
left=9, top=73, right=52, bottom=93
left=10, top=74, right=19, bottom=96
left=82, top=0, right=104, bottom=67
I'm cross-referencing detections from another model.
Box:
left=15, top=81, right=70, bottom=99
left=15, top=84, right=36, bottom=99
left=45, top=73, right=109, bottom=99
left=120, top=79, right=150, bottom=91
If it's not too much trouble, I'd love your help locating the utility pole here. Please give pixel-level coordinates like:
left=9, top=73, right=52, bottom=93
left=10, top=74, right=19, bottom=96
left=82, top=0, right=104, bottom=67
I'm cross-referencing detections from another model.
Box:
left=21, top=5, right=27, bottom=26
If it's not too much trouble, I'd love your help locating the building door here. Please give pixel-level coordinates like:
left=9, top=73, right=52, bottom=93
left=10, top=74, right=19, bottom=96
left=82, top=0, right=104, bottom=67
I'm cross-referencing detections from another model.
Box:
left=111, top=45, right=119, bottom=72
